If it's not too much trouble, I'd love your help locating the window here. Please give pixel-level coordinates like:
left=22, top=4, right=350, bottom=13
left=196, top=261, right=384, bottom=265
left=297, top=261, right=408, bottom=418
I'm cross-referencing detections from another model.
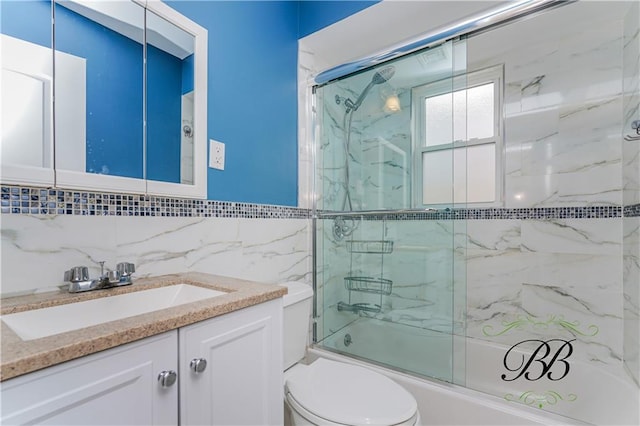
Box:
left=412, top=65, right=503, bottom=206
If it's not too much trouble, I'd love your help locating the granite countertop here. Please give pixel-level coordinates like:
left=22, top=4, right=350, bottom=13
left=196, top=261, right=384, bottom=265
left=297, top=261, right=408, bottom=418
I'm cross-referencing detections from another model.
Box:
left=0, top=272, right=287, bottom=381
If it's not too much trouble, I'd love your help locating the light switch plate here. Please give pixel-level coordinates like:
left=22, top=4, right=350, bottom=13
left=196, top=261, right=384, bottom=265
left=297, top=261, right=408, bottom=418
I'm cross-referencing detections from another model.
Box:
left=209, top=139, right=225, bottom=170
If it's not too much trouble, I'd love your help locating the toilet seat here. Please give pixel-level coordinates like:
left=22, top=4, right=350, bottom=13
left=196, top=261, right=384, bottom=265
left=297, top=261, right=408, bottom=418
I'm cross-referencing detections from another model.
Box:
left=285, top=358, right=418, bottom=426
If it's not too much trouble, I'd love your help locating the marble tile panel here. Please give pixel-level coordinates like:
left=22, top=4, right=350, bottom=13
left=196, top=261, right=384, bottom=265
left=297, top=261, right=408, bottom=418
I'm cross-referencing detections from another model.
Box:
left=508, top=24, right=622, bottom=112
left=505, top=164, right=622, bottom=208
left=1, top=214, right=312, bottom=297
left=465, top=217, right=527, bottom=322
left=504, top=106, right=560, bottom=147
left=466, top=220, right=521, bottom=251
left=520, top=97, right=621, bottom=177
left=519, top=252, right=621, bottom=293
left=622, top=0, right=640, bottom=208
left=623, top=140, right=640, bottom=207
left=237, top=218, right=311, bottom=284
left=472, top=36, right=559, bottom=85
left=623, top=216, right=640, bottom=385
left=520, top=282, right=623, bottom=367
left=504, top=142, right=522, bottom=178
left=466, top=285, right=524, bottom=343
left=504, top=81, right=523, bottom=117
left=114, top=216, right=243, bottom=280
left=520, top=218, right=621, bottom=256
left=1, top=215, right=117, bottom=296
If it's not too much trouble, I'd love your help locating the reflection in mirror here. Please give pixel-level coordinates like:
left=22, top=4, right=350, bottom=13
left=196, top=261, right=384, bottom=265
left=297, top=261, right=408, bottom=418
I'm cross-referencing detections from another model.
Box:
left=146, top=9, right=195, bottom=185
left=0, top=0, right=55, bottom=186
left=143, top=0, right=207, bottom=198
left=1, top=0, right=207, bottom=197
left=54, top=0, right=145, bottom=180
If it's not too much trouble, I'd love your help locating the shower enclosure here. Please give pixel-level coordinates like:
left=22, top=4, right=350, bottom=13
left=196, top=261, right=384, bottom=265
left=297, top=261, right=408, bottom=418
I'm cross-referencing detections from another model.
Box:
left=311, top=1, right=639, bottom=424
left=314, top=37, right=469, bottom=384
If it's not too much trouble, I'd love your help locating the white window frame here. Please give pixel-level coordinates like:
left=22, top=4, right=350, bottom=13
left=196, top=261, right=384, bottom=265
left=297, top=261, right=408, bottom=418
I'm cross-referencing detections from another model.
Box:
left=411, top=64, right=504, bottom=207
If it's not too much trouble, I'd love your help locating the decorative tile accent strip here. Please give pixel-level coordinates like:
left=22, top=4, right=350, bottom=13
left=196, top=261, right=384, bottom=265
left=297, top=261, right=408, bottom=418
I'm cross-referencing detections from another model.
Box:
left=2, top=185, right=633, bottom=219
left=319, top=206, right=623, bottom=220
left=624, top=203, right=640, bottom=217
left=0, top=185, right=310, bottom=219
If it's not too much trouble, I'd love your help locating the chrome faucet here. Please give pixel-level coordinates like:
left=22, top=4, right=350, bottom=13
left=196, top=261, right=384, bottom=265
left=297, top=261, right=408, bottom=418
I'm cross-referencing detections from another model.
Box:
left=64, top=262, right=135, bottom=293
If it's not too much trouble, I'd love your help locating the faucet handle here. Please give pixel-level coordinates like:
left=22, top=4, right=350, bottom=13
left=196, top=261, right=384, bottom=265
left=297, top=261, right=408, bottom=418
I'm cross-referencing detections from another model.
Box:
left=64, top=266, right=89, bottom=282
left=116, top=262, right=136, bottom=276
left=105, top=270, right=121, bottom=284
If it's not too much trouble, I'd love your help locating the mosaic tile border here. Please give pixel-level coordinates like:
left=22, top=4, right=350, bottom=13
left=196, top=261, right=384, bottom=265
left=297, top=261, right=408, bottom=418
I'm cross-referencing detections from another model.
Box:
left=0, top=185, right=310, bottom=219
left=624, top=203, right=640, bottom=217
left=2, top=185, right=636, bottom=219
left=319, top=206, right=625, bottom=220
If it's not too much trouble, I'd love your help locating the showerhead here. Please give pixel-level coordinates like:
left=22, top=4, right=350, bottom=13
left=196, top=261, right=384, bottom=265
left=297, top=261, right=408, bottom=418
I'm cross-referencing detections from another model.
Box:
left=345, top=65, right=396, bottom=112
left=371, top=66, right=395, bottom=85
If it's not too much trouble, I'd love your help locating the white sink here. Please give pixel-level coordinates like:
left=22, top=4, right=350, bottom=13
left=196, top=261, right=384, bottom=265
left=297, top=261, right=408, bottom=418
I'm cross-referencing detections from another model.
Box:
left=1, top=284, right=227, bottom=341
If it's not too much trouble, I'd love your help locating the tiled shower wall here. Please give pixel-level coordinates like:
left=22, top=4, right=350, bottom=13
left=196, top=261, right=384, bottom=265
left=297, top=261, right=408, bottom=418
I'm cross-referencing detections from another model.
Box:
left=314, top=1, right=639, bottom=394
left=0, top=188, right=312, bottom=297
left=464, top=3, right=630, bottom=375
left=623, top=0, right=640, bottom=386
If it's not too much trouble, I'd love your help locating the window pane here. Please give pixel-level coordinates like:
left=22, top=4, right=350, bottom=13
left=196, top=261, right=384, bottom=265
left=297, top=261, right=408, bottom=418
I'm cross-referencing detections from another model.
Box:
left=424, top=92, right=453, bottom=146
left=422, top=150, right=453, bottom=204
left=425, top=82, right=494, bottom=147
left=467, top=83, right=494, bottom=140
left=453, top=89, right=467, bottom=143
left=456, top=143, right=495, bottom=203
left=453, top=148, right=467, bottom=203
left=423, top=143, right=495, bottom=204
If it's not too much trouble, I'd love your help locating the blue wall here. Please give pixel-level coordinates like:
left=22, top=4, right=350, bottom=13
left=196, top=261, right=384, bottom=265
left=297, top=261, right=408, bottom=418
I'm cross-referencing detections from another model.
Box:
left=298, top=0, right=379, bottom=38
left=167, top=0, right=376, bottom=206
left=0, top=0, right=52, bottom=47
left=167, top=0, right=300, bottom=205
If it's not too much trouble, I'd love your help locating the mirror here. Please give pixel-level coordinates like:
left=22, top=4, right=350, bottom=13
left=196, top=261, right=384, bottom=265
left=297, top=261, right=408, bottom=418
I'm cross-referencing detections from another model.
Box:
left=145, top=8, right=195, bottom=185
left=142, top=0, right=207, bottom=198
left=0, top=0, right=207, bottom=198
left=54, top=0, right=145, bottom=187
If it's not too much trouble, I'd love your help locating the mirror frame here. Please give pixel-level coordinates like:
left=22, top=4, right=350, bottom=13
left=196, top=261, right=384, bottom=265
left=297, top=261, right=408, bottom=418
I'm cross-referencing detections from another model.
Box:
left=2, top=0, right=208, bottom=199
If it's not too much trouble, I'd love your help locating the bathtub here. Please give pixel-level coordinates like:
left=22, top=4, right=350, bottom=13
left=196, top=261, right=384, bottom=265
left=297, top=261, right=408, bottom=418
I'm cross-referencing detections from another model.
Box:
left=313, top=318, right=639, bottom=425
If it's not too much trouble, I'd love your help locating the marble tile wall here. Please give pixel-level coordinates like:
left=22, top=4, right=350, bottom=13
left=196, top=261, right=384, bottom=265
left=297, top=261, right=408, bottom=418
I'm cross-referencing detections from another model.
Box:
left=0, top=195, right=312, bottom=297
left=469, top=7, right=624, bottom=209
left=623, top=216, right=639, bottom=385
left=316, top=74, right=412, bottom=212
left=623, top=0, right=640, bottom=386
left=463, top=4, right=636, bottom=387
left=466, top=218, right=623, bottom=368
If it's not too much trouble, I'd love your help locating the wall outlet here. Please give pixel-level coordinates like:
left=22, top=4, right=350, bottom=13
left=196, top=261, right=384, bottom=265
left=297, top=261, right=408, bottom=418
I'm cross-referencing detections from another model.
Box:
left=209, top=139, right=225, bottom=170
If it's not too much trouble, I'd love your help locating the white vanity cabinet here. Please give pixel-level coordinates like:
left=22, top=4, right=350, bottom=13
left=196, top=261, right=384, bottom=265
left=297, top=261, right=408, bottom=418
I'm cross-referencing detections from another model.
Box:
left=0, top=331, right=179, bottom=425
left=179, top=298, right=283, bottom=426
left=0, top=297, right=283, bottom=426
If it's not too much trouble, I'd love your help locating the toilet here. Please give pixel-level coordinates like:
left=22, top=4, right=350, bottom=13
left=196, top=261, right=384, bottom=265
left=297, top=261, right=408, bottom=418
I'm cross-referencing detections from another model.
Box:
left=281, top=282, right=420, bottom=426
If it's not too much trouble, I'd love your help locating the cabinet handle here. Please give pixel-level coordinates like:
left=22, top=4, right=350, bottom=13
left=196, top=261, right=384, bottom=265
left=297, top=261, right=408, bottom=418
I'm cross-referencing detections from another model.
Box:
left=190, top=358, right=207, bottom=374
left=158, top=370, right=177, bottom=388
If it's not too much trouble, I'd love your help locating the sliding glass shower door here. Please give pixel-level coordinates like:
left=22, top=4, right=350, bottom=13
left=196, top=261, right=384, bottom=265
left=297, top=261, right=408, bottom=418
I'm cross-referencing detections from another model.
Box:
left=313, top=39, right=468, bottom=384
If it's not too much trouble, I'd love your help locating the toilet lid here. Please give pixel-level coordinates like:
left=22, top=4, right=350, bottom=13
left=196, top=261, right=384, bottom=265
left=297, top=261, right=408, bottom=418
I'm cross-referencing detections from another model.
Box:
left=285, top=359, right=417, bottom=425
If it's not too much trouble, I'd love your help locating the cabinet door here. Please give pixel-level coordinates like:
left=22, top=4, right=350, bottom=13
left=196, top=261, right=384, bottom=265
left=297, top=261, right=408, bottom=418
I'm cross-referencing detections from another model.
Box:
left=179, top=298, right=283, bottom=426
left=1, top=331, right=178, bottom=425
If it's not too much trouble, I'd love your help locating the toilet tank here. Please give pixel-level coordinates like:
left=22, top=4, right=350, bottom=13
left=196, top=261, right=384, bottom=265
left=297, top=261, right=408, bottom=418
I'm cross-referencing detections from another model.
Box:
left=281, top=282, right=313, bottom=370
